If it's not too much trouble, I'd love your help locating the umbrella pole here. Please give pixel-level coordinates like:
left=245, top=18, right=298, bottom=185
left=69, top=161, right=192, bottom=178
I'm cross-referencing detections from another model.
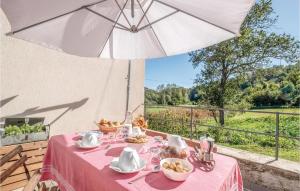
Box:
left=125, top=60, right=131, bottom=114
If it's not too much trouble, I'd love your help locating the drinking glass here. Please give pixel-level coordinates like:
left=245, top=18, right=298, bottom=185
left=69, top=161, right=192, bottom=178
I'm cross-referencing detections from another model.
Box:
left=108, top=132, right=114, bottom=143
left=149, top=147, right=160, bottom=164
left=113, top=128, right=121, bottom=142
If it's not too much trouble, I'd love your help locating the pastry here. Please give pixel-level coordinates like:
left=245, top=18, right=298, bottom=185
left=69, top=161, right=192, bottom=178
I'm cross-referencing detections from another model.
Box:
left=162, top=161, right=189, bottom=173
left=160, top=146, right=188, bottom=159
left=125, top=136, right=148, bottom=144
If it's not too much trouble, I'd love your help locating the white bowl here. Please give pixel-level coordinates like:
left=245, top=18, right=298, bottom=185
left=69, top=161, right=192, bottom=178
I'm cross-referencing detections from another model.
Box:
left=160, top=158, right=193, bottom=181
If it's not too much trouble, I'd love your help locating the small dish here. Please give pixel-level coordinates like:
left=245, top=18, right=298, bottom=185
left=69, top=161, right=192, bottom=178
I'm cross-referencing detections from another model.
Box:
left=109, top=157, right=146, bottom=174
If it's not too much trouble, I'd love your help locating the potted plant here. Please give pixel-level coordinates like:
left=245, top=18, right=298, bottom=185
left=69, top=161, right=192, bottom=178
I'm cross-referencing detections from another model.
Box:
left=0, top=123, right=49, bottom=146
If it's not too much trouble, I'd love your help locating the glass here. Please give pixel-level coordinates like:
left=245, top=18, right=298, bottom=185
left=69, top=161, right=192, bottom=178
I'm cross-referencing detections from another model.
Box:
left=124, top=111, right=133, bottom=124
left=149, top=147, right=160, bottom=164
left=122, top=111, right=133, bottom=138
left=113, top=127, right=121, bottom=142
left=108, top=132, right=115, bottom=143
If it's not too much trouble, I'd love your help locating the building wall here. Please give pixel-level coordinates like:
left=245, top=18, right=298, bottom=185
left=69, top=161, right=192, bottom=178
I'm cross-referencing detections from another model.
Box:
left=0, top=10, right=145, bottom=136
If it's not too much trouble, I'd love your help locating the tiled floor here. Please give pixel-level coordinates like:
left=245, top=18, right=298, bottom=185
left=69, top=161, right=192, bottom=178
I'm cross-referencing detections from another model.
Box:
left=244, top=181, right=271, bottom=191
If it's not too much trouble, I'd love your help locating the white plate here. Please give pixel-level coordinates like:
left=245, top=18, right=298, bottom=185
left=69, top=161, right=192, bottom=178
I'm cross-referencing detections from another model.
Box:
left=109, top=158, right=146, bottom=174
left=75, top=140, right=101, bottom=149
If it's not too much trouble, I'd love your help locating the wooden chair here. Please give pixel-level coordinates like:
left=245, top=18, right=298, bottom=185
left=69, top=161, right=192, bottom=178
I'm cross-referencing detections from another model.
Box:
left=0, top=145, right=56, bottom=191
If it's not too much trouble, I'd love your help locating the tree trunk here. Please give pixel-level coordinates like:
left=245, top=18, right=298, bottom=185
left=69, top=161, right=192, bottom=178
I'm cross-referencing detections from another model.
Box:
left=218, top=64, right=227, bottom=126
left=219, top=109, right=225, bottom=126
left=218, top=96, right=225, bottom=126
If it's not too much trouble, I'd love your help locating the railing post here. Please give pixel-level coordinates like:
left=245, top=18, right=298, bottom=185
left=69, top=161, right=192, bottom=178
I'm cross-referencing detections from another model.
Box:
left=181, top=116, right=184, bottom=135
left=275, top=112, right=279, bottom=160
left=190, top=107, right=193, bottom=139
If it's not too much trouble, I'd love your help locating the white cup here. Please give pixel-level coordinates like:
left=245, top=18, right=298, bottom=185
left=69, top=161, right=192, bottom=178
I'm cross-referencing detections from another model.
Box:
left=118, top=147, right=140, bottom=171
left=82, top=132, right=98, bottom=146
left=167, top=134, right=186, bottom=151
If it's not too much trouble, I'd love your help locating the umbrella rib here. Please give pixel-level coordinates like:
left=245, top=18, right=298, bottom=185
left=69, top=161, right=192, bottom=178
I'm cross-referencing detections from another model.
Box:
left=114, top=0, right=132, bottom=28
left=6, top=0, right=108, bottom=35
left=85, top=7, right=130, bottom=30
left=138, top=10, right=178, bottom=31
left=135, top=0, right=167, bottom=56
left=154, top=0, right=237, bottom=35
left=97, top=0, right=130, bottom=57
left=115, top=26, right=130, bottom=31
left=131, top=0, right=135, bottom=18
left=136, top=0, right=154, bottom=29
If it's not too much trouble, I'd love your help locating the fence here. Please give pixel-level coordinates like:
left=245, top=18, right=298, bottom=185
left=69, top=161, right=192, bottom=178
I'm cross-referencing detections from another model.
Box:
left=144, top=105, right=300, bottom=160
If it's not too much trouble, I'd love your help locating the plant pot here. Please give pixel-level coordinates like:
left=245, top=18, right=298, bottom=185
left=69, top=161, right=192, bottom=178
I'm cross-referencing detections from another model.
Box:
left=0, top=131, right=49, bottom=146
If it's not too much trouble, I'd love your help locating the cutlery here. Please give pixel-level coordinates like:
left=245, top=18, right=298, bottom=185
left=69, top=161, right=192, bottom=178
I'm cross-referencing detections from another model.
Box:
left=128, top=165, right=160, bottom=184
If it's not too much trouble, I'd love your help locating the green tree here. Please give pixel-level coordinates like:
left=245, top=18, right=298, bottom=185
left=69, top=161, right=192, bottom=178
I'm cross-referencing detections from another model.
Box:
left=189, top=0, right=300, bottom=125
left=145, top=87, right=160, bottom=105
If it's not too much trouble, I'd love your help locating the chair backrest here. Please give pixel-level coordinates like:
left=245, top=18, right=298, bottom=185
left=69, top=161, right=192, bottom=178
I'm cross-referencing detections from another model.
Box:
left=0, top=145, right=30, bottom=183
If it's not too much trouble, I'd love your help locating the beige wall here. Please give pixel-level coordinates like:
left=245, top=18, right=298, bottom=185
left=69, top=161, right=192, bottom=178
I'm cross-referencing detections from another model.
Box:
left=0, top=10, right=145, bottom=135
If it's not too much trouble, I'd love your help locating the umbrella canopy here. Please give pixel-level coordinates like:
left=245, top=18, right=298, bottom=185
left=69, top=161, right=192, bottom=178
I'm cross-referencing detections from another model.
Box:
left=1, top=0, right=254, bottom=59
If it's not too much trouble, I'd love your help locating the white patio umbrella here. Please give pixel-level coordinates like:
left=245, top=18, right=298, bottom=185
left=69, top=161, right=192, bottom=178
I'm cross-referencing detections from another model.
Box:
left=1, top=0, right=255, bottom=60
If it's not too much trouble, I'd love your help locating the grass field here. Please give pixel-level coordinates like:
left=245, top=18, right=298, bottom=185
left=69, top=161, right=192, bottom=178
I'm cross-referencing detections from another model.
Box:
left=146, top=106, right=300, bottom=162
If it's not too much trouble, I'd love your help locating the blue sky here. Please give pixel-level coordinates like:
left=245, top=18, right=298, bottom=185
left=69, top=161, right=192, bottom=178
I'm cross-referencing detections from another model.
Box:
left=145, top=0, right=300, bottom=90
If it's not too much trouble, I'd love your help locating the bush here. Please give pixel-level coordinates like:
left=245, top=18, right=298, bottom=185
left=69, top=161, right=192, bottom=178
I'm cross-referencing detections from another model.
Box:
left=228, top=132, right=250, bottom=145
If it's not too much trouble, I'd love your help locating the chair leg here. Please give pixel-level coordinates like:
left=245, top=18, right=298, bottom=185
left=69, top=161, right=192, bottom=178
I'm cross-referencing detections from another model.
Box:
left=49, top=186, right=59, bottom=191
left=38, top=182, right=47, bottom=191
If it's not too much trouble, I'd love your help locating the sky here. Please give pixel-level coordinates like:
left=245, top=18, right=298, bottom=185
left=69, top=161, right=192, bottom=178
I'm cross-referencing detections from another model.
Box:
left=145, top=0, right=300, bottom=90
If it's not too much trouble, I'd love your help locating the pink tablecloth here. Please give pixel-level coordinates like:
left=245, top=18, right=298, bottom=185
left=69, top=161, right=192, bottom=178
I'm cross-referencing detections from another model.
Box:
left=41, top=134, right=243, bottom=191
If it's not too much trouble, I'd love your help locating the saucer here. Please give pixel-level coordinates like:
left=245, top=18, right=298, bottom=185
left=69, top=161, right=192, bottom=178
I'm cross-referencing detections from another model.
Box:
left=75, top=139, right=101, bottom=149
left=109, top=158, right=146, bottom=174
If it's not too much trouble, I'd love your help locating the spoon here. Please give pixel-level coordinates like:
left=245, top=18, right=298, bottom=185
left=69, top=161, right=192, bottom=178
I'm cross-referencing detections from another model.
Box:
left=128, top=165, right=160, bottom=184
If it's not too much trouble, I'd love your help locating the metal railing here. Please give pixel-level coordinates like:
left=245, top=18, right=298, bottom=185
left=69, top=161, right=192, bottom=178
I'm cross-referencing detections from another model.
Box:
left=144, top=105, right=300, bottom=160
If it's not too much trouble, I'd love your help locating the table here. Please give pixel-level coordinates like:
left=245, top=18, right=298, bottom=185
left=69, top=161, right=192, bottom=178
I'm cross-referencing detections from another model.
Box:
left=41, top=134, right=243, bottom=191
